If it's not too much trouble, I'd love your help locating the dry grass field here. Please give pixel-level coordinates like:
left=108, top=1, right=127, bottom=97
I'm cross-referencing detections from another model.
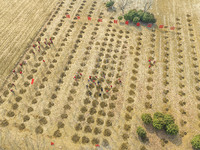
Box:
left=0, top=0, right=200, bottom=149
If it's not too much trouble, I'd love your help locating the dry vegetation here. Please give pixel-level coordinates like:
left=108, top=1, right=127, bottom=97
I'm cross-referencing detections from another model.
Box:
left=0, top=0, right=200, bottom=149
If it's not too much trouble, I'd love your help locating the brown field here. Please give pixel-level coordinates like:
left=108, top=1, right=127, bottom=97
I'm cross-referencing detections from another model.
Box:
left=0, top=0, right=200, bottom=149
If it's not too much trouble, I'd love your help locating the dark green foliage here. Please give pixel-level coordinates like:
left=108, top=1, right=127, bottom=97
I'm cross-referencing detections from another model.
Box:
left=133, top=17, right=140, bottom=24
left=153, top=118, right=165, bottom=130
left=128, top=9, right=138, bottom=21
left=137, top=10, right=145, bottom=19
left=191, top=135, right=200, bottom=149
left=106, top=1, right=114, bottom=8
left=124, top=14, right=130, bottom=21
left=137, top=126, right=147, bottom=139
left=118, top=16, right=123, bottom=20
left=166, top=123, right=179, bottom=135
left=141, top=12, right=156, bottom=23
left=153, top=112, right=165, bottom=130
left=163, top=114, right=174, bottom=126
left=153, top=112, right=164, bottom=119
left=141, top=113, right=152, bottom=124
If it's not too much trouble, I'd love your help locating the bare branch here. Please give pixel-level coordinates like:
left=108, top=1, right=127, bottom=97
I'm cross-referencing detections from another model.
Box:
left=118, top=0, right=128, bottom=15
left=144, top=0, right=153, bottom=12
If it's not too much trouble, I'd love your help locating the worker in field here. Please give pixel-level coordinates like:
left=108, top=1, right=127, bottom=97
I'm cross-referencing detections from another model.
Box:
left=10, top=89, right=15, bottom=94
left=13, top=70, right=16, bottom=74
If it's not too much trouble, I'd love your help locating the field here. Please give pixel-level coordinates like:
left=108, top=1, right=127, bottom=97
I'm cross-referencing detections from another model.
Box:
left=0, top=0, right=200, bottom=149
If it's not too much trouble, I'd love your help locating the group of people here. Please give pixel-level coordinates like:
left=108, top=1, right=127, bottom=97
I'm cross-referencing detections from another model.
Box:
left=77, top=74, right=122, bottom=99
left=10, top=37, right=54, bottom=95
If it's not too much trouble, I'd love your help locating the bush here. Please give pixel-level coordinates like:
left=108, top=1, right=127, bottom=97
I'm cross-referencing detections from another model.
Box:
left=128, top=9, right=138, bottom=21
left=141, top=113, right=152, bottom=124
left=191, top=135, right=200, bottom=149
left=153, top=118, right=165, bottom=130
left=137, top=10, right=144, bottom=19
left=118, top=16, right=123, bottom=21
left=153, top=112, right=164, bottom=119
left=137, top=127, right=146, bottom=139
left=106, top=1, right=114, bottom=8
left=142, top=12, right=156, bottom=23
left=166, top=123, right=179, bottom=135
left=124, top=14, right=130, bottom=21
left=133, top=17, right=140, bottom=24
left=163, top=114, right=174, bottom=126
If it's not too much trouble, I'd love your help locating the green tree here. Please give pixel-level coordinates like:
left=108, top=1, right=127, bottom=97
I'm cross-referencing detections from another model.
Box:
left=191, top=135, right=200, bottom=149
left=163, top=114, right=174, bottom=127
left=141, top=113, right=152, bottom=124
left=153, top=118, right=165, bottom=130
left=137, top=10, right=145, bottom=20
left=142, top=12, right=156, bottom=23
left=124, top=14, right=129, bottom=21
left=153, top=112, right=164, bottom=119
left=106, top=1, right=114, bottom=8
left=133, top=17, right=140, bottom=24
left=118, top=16, right=123, bottom=21
left=128, top=9, right=138, bottom=21
left=166, top=123, right=179, bottom=135
left=137, top=126, right=147, bottom=139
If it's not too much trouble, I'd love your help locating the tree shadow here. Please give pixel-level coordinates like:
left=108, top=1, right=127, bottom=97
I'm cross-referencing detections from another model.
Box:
left=143, top=124, right=182, bottom=146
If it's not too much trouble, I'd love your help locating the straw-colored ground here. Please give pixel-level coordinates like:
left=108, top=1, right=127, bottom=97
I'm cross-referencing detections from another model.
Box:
left=0, top=0, right=60, bottom=88
left=0, top=0, right=200, bottom=149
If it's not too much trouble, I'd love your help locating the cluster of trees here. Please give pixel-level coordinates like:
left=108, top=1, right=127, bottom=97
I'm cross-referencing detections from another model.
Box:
left=141, top=112, right=179, bottom=135
left=118, top=9, right=156, bottom=24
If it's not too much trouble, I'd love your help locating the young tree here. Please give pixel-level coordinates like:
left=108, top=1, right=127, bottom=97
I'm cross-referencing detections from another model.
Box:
left=118, top=0, right=128, bottom=15
left=153, top=112, right=164, bottom=119
left=118, top=16, right=123, bottom=21
left=133, top=17, right=140, bottom=24
left=191, top=135, right=200, bottom=149
left=137, top=10, right=145, bottom=20
left=142, top=12, right=156, bottom=23
left=137, top=126, right=147, bottom=139
left=153, top=118, right=165, bottom=130
left=153, top=112, right=165, bottom=130
left=163, top=114, right=174, bottom=126
left=106, top=0, right=115, bottom=10
left=124, top=14, right=130, bottom=21
left=141, top=113, right=152, bottom=124
left=166, top=123, right=179, bottom=135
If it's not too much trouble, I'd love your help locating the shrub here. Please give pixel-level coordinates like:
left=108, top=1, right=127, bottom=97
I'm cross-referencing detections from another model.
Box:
left=118, top=16, right=123, bottom=21
left=137, top=126, right=146, bottom=139
left=153, top=112, right=164, bottom=119
left=191, top=135, right=200, bottom=149
left=163, top=114, right=174, bottom=126
left=137, top=10, right=144, bottom=20
left=166, top=123, right=179, bottom=135
left=153, top=118, right=165, bottom=130
left=142, top=12, right=156, bottom=23
left=124, top=14, right=130, bottom=21
left=133, top=17, right=140, bottom=24
left=128, top=9, right=138, bottom=21
left=141, top=113, right=152, bottom=124
left=106, top=1, right=114, bottom=8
